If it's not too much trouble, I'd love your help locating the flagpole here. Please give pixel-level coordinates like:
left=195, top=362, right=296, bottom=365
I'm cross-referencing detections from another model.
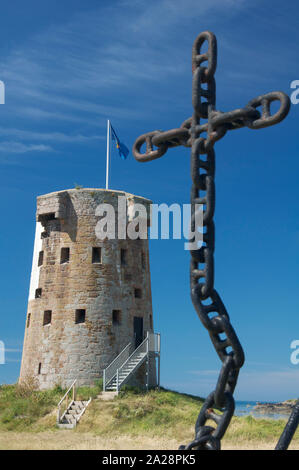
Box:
left=106, top=119, right=110, bottom=189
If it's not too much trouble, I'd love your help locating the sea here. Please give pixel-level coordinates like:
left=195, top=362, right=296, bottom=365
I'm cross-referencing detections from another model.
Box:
left=235, top=401, right=290, bottom=420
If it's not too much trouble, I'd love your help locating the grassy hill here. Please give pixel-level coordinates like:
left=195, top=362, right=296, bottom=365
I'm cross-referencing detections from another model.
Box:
left=0, top=382, right=298, bottom=450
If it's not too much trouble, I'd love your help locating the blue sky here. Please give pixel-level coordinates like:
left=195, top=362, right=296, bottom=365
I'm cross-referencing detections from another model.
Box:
left=0, top=0, right=298, bottom=401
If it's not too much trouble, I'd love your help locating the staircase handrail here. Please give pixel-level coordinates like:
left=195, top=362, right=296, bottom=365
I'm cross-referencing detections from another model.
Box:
left=116, top=334, right=149, bottom=391
left=148, top=332, right=161, bottom=354
left=117, top=351, right=148, bottom=389
left=57, top=379, right=77, bottom=424
left=103, top=342, right=131, bottom=390
left=75, top=397, right=92, bottom=424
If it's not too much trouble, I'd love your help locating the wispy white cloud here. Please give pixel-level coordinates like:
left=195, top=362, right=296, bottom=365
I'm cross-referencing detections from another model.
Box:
left=0, top=0, right=279, bottom=158
left=241, top=368, right=299, bottom=382
left=20, top=90, right=141, bottom=120
left=0, top=127, right=103, bottom=143
left=14, top=107, right=101, bottom=126
left=129, top=0, right=247, bottom=34
left=0, top=0, right=250, bottom=108
left=0, top=141, right=52, bottom=154
left=184, top=367, right=299, bottom=401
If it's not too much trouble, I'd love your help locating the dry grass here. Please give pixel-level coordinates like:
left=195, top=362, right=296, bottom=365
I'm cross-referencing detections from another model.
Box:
left=1, top=431, right=298, bottom=450
left=1, top=385, right=299, bottom=450
left=0, top=431, right=178, bottom=450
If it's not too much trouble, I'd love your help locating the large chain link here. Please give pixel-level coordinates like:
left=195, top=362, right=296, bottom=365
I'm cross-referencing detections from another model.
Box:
left=132, top=30, right=298, bottom=451
left=180, top=30, right=245, bottom=450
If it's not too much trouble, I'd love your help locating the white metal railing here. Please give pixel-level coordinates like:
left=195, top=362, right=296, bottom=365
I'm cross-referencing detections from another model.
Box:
left=103, top=343, right=131, bottom=391
left=116, top=334, right=149, bottom=391
left=148, top=332, right=160, bottom=353
left=151, top=333, right=161, bottom=390
left=57, top=379, right=77, bottom=424
left=76, top=397, right=92, bottom=423
left=103, top=332, right=161, bottom=393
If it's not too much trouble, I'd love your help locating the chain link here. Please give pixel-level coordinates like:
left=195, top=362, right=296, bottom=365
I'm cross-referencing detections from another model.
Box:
left=182, top=33, right=244, bottom=448
left=132, top=30, right=297, bottom=451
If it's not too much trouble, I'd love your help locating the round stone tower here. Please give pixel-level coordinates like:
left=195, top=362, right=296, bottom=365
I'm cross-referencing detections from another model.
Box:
left=19, top=188, right=156, bottom=390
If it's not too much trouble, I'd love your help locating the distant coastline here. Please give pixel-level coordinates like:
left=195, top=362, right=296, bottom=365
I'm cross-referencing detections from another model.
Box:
left=234, top=400, right=297, bottom=420
left=253, top=399, right=297, bottom=415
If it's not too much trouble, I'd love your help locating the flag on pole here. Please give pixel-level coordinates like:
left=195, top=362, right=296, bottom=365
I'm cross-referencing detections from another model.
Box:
left=106, top=120, right=129, bottom=190
left=110, top=123, right=129, bottom=160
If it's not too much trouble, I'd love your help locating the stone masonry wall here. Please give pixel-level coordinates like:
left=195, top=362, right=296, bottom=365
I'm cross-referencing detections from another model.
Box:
left=19, top=189, right=156, bottom=390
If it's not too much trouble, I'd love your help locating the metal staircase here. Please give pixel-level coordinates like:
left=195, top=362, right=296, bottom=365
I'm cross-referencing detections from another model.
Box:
left=103, top=332, right=160, bottom=393
left=57, top=380, right=91, bottom=429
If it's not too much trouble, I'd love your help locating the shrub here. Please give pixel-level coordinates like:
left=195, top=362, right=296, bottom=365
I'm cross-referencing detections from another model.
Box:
left=15, top=375, right=38, bottom=398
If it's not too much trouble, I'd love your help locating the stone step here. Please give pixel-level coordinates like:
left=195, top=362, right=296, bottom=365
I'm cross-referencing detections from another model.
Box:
left=70, top=404, right=84, bottom=410
left=57, top=422, right=76, bottom=429
left=64, top=415, right=76, bottom=424
left=58, top=398, right=91, bottom=428
left=68, top=409, right=80, bottom=416
left=99, top=391, right=118, bottom=400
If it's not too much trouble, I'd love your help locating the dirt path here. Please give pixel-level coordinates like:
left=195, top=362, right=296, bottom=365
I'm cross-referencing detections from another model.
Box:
left=1, top=431, right=298, bottom=450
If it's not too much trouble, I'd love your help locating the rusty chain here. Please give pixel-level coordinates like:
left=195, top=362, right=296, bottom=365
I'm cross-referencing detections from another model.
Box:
left=132, top=30, right=298, bottom=451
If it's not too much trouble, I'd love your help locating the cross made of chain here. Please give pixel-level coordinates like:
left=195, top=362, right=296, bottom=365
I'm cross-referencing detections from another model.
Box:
left=132, top=30, right=299, bottom=451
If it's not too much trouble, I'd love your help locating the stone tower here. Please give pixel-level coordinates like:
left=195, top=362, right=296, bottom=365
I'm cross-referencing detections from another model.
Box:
left=19, top=188, right=156, bottom=390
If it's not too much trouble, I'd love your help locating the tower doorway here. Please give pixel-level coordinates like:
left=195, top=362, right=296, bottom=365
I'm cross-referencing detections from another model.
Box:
left=133, top=317, right=143, bottom=349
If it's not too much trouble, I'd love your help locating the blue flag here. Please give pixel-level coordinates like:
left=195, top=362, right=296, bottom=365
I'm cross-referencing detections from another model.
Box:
left=110, top=123, right=129, bottom=160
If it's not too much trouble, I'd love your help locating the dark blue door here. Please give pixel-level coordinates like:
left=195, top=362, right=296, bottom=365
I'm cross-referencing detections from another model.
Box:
left=134, top=317, right=143, bottom=349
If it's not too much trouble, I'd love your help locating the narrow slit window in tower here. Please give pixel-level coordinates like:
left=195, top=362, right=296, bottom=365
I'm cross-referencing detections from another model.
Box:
left=75, top=309, right=86, bottom=324
left=92, top=247, right=102, bottom=264
left=121, top=248, right=127, bottom=266
left=60, top=247, right=70, bottom=264
left=38, top=251, right=44, bottom=267
left=38, top=363, right=42, bottom=374
left=43, top=310, right=52, bottom=326
left=112, top=310, right=121, bottom=325
left=38, top=213, right=56, bottom=222
left=35, top=288, right=42, bottom=299
left=27, top=313, right=31, bottom=328
left=134, top=288, right=142, bottom=299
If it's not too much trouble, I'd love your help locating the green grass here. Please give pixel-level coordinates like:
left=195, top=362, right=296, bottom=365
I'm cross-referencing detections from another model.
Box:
left=225, top=415, right=295, bottom=441
left=100, top=387, right=204, bottom=437
left=0, top=379, right=103, bottom=431
left=0, top=382, right=298, bottom=446
left=0, top=384, right=62, bottom=431
left=76, top=379, right=103, bottom=401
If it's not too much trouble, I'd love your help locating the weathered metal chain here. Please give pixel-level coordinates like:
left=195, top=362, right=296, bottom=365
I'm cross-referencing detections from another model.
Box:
left=181, top=31, right=244, bottom=450
left=132, top=30, right=298, bottom=450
